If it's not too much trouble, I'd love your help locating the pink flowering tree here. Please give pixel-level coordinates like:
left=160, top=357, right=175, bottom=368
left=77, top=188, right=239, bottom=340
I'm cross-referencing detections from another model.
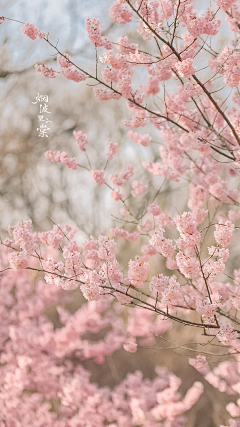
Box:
left=0, top=260, right=204, bottom=426
left=2, top=0, right=240, bottom=424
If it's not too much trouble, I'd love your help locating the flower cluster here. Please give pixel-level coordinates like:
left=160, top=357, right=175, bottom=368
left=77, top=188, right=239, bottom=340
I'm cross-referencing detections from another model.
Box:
left=209, top=47, right=240, bottom=88
left=34, top=64, right=57, bottom=78
left=73, top=130, right=88, bottom=151
left=0, top=262, right=202, bottom=426
left=128, top=130, right=151, bottom=147
left=21, top=22, right=45, bottom=40
left=110, top=0, right=133, bottom=24
left=5, top=0, right=240, bottom=423
left=175, top=58, right=196, bottom=78
left=128, top=257, right=149, bottom=287
left=0, top=263, right=204, bottom=427
left=90, top=169, right=105, bottom=184
left=214, top=220, right=235, bottom=247
left=44, top=150, right=77, bottom=170
left=85, top=17, right=112, bottom=49
left=57, top=53, right=86, bottom=82
left=131, top=180, right=148, bottom=197
left=107, top=141, right=118, bottom=159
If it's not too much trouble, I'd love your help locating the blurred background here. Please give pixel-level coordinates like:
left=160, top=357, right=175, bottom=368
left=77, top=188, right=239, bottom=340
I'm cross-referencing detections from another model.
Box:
left=0, top=0, right=196, bottom=236
left=0, top=1, right=236, bottom=425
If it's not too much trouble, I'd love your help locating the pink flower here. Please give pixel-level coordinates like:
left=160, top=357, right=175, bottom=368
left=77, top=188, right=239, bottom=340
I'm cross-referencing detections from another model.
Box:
left=166, top=257, right=178, bottom=270
left=98, top=236, right=117, bottom=260
left=128, top=130, right=151, bottom=147
left=90, top=170, right=105, bottom=185
left=8, top=251, right=28, bottom=269
left=116, top=67, right=134, bottom=98
left=8, top=219, right=37, bottom=254
left=102, top=66, right=119, bottom=83
left=210, top=181, right=227, bottom=201
left=161, top=276, right=183, bottom=307
left=176, top=252, right=200, bottom=278
left=38, top=225, right=65, bottom=248
left=111, top=191, right=122, bottom=201
left=93, top=87, right=121, bottom=101
left=85, top=17, right=112, bottom=49
left=80, top=271, right=101, bottom=301
left=110, top=227, right=140, bottom=241
left=182, top=382, right=204, bottom=409
left=137, top=219, right=153, bottom=232
left=192, top=207, right=208, bottom=225
left=0, top=17, right=5, bottom=25
left=110, top=0, right=133, bottom=24
left=123, top=342, right=137, bottom=352
left=189, top=355, right=209, bottom=374
left=142, top=74, right=160, bottom=96
left=85, top=18, right=101, bottom=46
left=57, top=53, right=72, bottom=68
left=223, top=51, right=240, bottom=88
left=228, top=209, right=240, bottom=221
left=174, top=212, right=201, bottom=246
left=161, top=0, right=173, bottom=18
left=131, top=180, right=148, bottom=197
left=128, top=258, right=149, bottom=287
left=156, top=213, right=174, bottom=229
left=60, top=67, right=86, bottom=82
left=107, top=141, right=118, bottom=159
left=56, top=52, right=86, bottom=82
left=117, top=36, right=138, bottom=54
left=35, top=64, right=57, bottom=78
left=218, top=322, right=238, bottom=345
left=121, top=208, right=129, bottom=216
left=214, top=221, right=234, bottom=247
left=148, top=203, right=160, bottom=216
left=141, top=244, right=157, bottom=256
left=215, top=0, right=236, bottom=11
left=44, top=150, right=77, bottom=170
left=110, top=164, right=134, bottom=186
left=175, top=58, right=196, bottom=78
left=232, top=92, right=240, bottom=106
left=226, top=403, right=240, bottom=417
left=149, top=230, right=175, bottom=258
left=149, top=274, right=169, bottom=297
left=100, top=49, right=129, bottom=68
left=180, top=7, right=221, bottom=38
left=73, top=130, right=88, bottom=151
left=21, top=22, right=45, bottom=40
left=196, top=297, right=216, bottom=321
left=209, top=48, right=240, bottom=88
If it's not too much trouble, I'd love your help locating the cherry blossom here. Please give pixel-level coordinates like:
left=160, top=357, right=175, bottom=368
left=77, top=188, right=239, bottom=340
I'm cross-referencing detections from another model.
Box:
left=214, top=220, right=235, bottom=247
left=175, top=58, right=196, bottom=78
left=4, top=2, right=240, bottom=423
left=73, top=130, right=88, bottom=151
left=128, top=130, right=151, bottom=146
left=90, top=169, right=105, bottom=184
left=110, top=0, right=133, bottom=24
left=85, top=17, right=112, bottom=49
left=131, top=180, right=148, bottom=197
left=35, top=64, right=57, bottom=78
left=107, top=141, right=118, bottom=159
left=44, top=150, right=77, bottom=170
left=128, top=258, right=149, bottom=287
left=123, top=342, right=138, bottom=352
left=21, top=22, right=46, bottom=40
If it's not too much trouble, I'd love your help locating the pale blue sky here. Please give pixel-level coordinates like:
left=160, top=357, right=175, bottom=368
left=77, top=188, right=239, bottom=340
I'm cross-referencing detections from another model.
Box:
left=1, top=0, right=113, bottom=65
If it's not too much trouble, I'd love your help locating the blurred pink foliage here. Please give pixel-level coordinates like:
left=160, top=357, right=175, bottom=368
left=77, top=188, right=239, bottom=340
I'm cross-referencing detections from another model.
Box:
left=2, top=0, right=240, bottom=424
